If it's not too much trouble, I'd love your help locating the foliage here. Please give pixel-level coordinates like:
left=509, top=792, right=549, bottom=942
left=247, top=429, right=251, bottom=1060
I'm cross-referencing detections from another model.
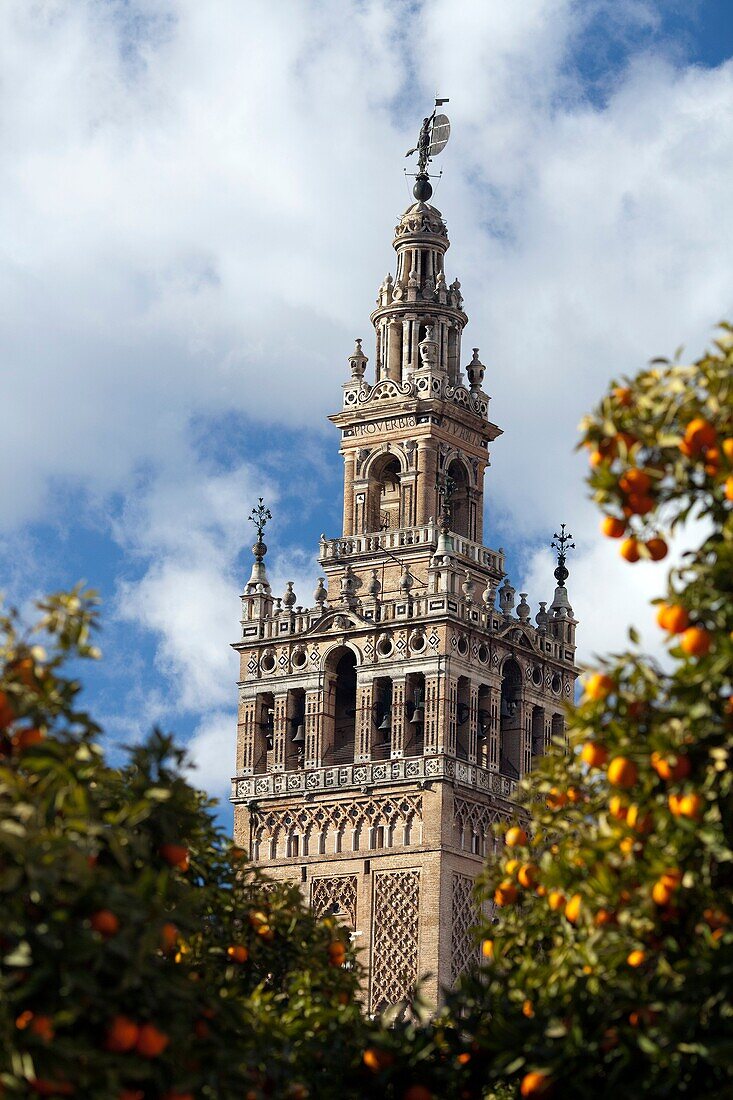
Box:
left=0, top=587, right=367, bottom=1098
left=447, top=326, right=733, bottom=1097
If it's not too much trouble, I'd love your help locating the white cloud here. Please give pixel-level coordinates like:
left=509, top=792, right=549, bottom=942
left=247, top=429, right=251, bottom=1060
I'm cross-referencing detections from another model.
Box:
left=186, top=709, right=237, bottom=805
left=2, top=1, right=731, bottom=800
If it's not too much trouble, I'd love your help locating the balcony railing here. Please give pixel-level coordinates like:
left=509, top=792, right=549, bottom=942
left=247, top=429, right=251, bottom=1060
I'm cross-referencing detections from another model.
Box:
left=318, top=523, right=505, bottom=574
left=231, top=753, right=517, bottom=804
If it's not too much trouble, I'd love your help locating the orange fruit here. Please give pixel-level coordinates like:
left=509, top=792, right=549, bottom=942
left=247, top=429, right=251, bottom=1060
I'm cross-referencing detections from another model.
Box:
left=589, top=450, right=605, bottom=468
left=105, top=1016, right=140, bottom=1053
left=608, top=795, right=627, bottom=821
left=227, top=945, right=249, bottom=964
left=656, top=604, right=689, bottom=633
left=362, top=1048, right=394, bottom=1072
left=28, top=1015, right=54, bottom=1041
left=159, top=843, right=189, bottom=870
left=12, top=727, right=45, bottom=751
left=594, top=908, right=615, bottom=927
left=646, top=537, right=668, bottom=561
left=518, top=864, right=539, bottom=889
left=481, top=938, right=494, bottom=959
left=625, top=494, right=654, bottom=516
left=627, top=805, right=653, bottom=834
left=567, top=787, right=583, bottom=803
left=494, top=880, right=518, bottom=906
left=620, top=538, right=640, bottom=562
left=726, top=476, right=733, bottom=501
left=627, top=949, right=646, bottom=968
left=547, top=891, right=565, bottom=911
left=520, top=1070, right=553, bottom=1097
left=619, top=836, right=636, bottom=855
left=581, top=741, right=608, bottom=768
left=546, top=787, right=567, bottom=809
left=619, top=469, right=651, bottom=496
left=522, top=998, right=535, bottom=1018
left=601, top=516, right=626, bottom=538
left=652, top=880, right=673, bottom=906
left=613, top=386, right=633, bottom=406
left=505, top=858, right=521, bottom=875
left=160, top=922, right=178, bottom=953
left=722, top=438, right=733, bottom=462
left=565, top=894, right=582, bottom=924
left=607, top=757, right=638, bottom=789
left=0, top=691, right=15, bottom=729
left=678, top=793, right=702, bottom=820
left=683, top=417, right=716, bottom=455
left=660, top=869, right=682, bottom=888
left=704, top=447, right=721, bottom=475
left=90, top=910, right=120, bottom=938
left=328, top=941, right=347, bottom=966
left=651, top=751, right=690, bottom=782
left=584, top=672, right=614, bottom=701
left=135, top=1023, right=169, bottom=1058
left=680, top=626, right=711, bottom=657
left=505, top=826, right=528, bottom=848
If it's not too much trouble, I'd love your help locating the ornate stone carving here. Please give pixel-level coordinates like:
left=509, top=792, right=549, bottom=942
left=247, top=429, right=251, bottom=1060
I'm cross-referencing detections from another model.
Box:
left=451, top=873, right=479, bottom=984
left=311, top=875, right=358, bottom=928
left=370, top=869, right=421, bottom=1014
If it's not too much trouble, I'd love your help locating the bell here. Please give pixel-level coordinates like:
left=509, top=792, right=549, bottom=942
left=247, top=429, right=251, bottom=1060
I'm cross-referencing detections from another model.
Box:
left=457, top=703, right=471, bottom=726
left=376, top=712, right=392, bottom=733
left=291, top=724, right=305, bottom=745
left=409, top=703, right=425, bottom=724
left=477, top=723, right=488, bottom=742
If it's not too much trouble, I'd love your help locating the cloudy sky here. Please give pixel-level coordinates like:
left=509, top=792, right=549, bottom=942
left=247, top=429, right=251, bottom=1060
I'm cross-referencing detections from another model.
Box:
left=2, top=0, right=731, bottom=825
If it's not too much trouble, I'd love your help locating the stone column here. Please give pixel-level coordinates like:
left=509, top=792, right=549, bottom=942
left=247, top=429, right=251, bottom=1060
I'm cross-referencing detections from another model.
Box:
left=390, top=677, right=406, bottom=757
left=444, top=675, right=458, bottom=756
left=237, top=697, right=258, bottom=774
left=342, top=452, right=356, bottom=537
left=489, top=689, right=500, bottom=772
left=522, top=703, right=532, bottom=776
left=304, top=687, right=323, bottom=769
left=417, top=442, right=438, bottom=526
left=468, top=682, right=479, bottom=764
left=423, top=673, right=441, bottom=755
left=355, top=678, right=375, bottom=762
left=271, top=691, right=289, bottom=773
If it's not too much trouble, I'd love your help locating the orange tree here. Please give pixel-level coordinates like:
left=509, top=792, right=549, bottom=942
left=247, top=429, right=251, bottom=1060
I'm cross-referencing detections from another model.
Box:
left=436, top=325, right=733, bottom=1097
left=0, top=588, right=371, bottom=1098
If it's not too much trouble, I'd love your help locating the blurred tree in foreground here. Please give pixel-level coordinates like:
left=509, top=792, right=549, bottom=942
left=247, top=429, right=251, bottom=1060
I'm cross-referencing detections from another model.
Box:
left=447, top=326, right=733, bottom=1097
left=0, top=588, right=368, bottom=1098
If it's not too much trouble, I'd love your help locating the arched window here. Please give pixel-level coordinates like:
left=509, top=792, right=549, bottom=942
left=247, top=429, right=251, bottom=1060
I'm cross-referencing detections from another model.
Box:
left=367, top=455, right=402, bottom=533
left=500, top=659, right=523, bottom=778
left=324, top=647, right=357, bottom=765
left=447, top=458, right=471, bottom=538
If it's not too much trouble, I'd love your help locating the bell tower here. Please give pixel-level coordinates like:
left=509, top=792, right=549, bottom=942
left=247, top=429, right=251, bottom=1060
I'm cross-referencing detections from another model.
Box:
left=231, top=106, right=578, bottom=1011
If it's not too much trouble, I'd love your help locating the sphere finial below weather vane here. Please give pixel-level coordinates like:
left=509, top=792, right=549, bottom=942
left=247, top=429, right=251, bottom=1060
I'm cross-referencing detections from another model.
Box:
left=551, top=523, right=575, bottom=587
left=404, top=97, right=451, bottom=202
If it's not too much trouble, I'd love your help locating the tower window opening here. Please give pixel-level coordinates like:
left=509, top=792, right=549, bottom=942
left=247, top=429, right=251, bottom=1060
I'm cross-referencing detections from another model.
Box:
left=446, top=459, right=471, bottom=539
left=500, top=659, right=522, bottom=779
left=325, top=648, right=357, bottom=766
left=367, top=455, right=402, bottom=533
left=404, top=672, right=425, bottom=757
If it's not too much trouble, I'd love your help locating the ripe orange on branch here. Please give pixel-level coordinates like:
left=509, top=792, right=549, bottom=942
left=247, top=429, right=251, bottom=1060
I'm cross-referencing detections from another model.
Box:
left=680, top=626, right=711, bottom=657
left=601, top=516, right=626, bottom=538
left=656, top=604, right=689, bottom=634
left=505, top=826, right=528, bottom=848
left=619, top=469, right=651, bottom=496
left=607, top=757, right=638, bottom=789
left=565, top=894, right=582, bottom=924
left=104, top=1016, right=140, bottom=1053
left=227, top=945, right=249, bottom=964
left=520, top=1070, right=554, bottom=1096
left=135, top=1023, right=169, bottom=1058
left=581, top=741, right=608, bottom=768
left=90, top=909, right=120, bottom=938
left=584, top=673, right=614, bottom=701
left=620, top=538, right=641, bottom=562
left=683, top=417, right=717, bottom=456
left=646, top=537, right=668, bottom=561
left=494, top=880, right=518, bottom=906
left=159, top=843, right=189, bottom=870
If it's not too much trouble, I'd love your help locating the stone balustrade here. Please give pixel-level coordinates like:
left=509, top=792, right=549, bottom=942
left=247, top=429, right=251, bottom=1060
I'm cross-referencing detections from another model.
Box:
left=318, top=523, right=505, bottom=574
left=231, top=752, right=517, bottom=804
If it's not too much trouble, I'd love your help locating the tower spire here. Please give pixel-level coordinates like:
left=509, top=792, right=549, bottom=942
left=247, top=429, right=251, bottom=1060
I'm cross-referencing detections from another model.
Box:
left=550, top=523, right=575, bottom=618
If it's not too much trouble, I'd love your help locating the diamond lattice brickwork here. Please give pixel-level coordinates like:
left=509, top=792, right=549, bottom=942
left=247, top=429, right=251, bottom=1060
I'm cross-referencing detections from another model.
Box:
left=370, top=869, right=420, bottom=1014
left=451, top=873, right=479, bottom=984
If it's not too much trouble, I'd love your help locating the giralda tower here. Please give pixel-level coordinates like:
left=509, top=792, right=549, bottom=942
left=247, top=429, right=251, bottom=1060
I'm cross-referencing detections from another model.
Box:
left=231, top=106, right=578, bottom=1010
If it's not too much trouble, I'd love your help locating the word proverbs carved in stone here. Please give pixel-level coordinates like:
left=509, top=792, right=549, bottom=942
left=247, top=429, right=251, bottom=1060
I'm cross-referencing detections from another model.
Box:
left=349, top=414, right=417, bottom=437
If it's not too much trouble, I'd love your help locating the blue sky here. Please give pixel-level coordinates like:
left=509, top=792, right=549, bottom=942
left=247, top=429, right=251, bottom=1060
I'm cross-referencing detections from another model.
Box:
left=2, top=0, right=732, bottom=831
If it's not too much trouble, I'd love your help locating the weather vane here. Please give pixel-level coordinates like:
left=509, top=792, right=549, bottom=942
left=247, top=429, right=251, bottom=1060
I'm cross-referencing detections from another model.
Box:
left=551, top=524, right=575, bottom=587
left=405, top=97, right=451, bottom=201
left=248, top=498, right=272, bottom=542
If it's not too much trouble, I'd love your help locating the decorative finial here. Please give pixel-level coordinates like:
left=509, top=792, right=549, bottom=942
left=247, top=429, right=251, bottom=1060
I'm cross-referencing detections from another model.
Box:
left=404, top=98, right=451, bottom=202
left=551, top=523, right=575, bottom=587
left=248, top=498, right=271, bottom=544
